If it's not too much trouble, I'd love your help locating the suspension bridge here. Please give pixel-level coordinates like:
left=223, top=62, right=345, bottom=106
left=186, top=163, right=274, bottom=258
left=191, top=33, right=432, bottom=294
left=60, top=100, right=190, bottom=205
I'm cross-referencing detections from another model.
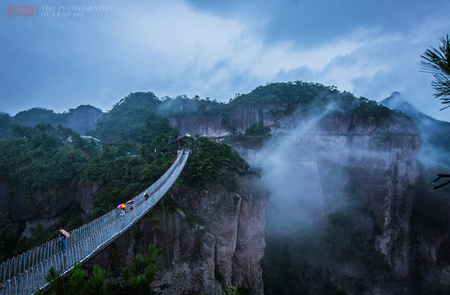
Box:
left=0, top=148, right=190, bottom=295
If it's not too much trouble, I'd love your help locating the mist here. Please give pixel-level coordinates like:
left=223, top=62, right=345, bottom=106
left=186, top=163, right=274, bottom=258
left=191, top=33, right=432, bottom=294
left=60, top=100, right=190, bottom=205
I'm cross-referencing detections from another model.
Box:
left=380, top=92, right=450, bottom=171
left=252, top=106, right=354, bottom=235
left=245, top=99, right=421, bottom=244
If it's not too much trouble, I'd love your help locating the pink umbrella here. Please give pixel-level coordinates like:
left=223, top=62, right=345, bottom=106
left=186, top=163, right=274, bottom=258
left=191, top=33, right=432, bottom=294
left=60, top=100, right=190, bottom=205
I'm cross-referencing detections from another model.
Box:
left=126, top=200, right=134, bottom=204
left=117, top=204, right=126, bottom=209
left=60, top=229, right=70, bottom=238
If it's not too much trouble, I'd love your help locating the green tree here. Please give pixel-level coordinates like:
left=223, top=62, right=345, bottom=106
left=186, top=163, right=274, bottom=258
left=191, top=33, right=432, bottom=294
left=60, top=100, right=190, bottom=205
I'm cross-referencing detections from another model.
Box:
left=180, top=135, right=248, bottom=189
left=0, top=112, right=16, bottom=139
left=0, top=214, right=17, bottom=261
left=68, top=263, right=88, bottom=295
left=221, top=286, right=241, bottom=295
left=42, top=266, right=65, bottom=294
left=421, top=35, right=450, bottom=190
left=119, top=244, right=162, bottom=294
left=39, top=263, right=110, bottom=295
left=37, top=244, right=160, bottom=294
left=87, top=265, right=110, bottom=295
left=421, top=35, right=450, bottom=109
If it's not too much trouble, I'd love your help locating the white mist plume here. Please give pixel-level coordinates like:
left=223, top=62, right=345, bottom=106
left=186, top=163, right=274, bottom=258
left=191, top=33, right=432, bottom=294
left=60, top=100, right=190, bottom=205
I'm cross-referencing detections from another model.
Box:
left=254, top=103, right=353, bottom=234
left=250, top=99, right=416, bottom=236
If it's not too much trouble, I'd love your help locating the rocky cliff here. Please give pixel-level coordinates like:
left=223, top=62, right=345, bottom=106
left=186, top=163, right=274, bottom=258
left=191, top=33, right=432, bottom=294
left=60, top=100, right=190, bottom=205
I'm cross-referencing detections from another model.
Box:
left=85, top=174, right=269, bottom=295
left=0, top=181, right=78, bottom=222
left=168, top=102, right=426, bottom=294
left=169, top=103, right=293, bottom=138
left=65, top=105, right=103, bottom=135
left=0, top=181, right=94, bottom=239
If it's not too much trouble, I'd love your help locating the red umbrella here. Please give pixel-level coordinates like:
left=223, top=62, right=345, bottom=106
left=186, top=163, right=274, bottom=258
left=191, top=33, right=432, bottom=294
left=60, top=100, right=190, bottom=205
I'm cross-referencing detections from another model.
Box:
left=60, top=229, right=70, bottom=238
left=117, top=204, right=126, bottom=209
left=126, top=200, right=134, bottom=204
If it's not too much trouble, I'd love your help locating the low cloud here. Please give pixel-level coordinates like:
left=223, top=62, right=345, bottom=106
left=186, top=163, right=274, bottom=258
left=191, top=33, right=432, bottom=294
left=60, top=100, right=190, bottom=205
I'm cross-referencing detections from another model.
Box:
left=1, top=0, right=450, bottom=121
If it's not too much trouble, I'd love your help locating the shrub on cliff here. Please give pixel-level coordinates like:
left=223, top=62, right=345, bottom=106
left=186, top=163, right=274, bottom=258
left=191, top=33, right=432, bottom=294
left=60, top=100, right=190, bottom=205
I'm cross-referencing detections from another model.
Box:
left=119, top=244, right=162, bottom=294
left=37, top=262, right=110, bottom=295
left=37, top=244, right=161, bottom=295
left=180, top=135, right=248, bottom=189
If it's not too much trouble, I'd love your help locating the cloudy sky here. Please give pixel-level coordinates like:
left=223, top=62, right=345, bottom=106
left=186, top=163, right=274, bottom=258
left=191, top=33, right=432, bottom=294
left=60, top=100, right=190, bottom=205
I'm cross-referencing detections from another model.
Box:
left=1, top=0, right=450, bottom=121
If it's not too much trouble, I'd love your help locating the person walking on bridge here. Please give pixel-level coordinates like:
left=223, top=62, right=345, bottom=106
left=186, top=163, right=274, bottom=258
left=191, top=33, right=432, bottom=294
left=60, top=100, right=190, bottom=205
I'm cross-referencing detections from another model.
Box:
left=59, top=234, right=67, bottom=252
left=59, top=229, right=70, bottom=252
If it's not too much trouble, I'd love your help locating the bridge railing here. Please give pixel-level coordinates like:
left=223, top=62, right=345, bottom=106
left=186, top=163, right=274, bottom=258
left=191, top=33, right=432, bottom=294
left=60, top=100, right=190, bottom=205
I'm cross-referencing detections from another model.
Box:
left=0, top=148, right=190, bottom=295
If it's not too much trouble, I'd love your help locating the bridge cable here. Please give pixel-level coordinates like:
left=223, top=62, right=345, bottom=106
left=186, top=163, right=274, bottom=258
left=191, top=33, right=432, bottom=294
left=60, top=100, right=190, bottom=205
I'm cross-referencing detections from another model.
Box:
left=161, top=197, right=171, bottom=268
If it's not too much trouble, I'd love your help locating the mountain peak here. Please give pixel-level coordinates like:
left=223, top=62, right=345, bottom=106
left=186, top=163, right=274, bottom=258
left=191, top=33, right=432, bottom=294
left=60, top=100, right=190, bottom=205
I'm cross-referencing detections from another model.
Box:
left=380, top=92, right=415, bottom=114
left=380, top=92, right=433, bottom=121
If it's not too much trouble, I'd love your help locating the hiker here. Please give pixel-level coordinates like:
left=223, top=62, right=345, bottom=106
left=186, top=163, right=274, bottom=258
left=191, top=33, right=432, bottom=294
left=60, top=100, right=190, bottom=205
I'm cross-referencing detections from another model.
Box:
left=130, top=204, right=134, bottom=212
left=120, top=207, right=126, bottom=217
left=59, top=234, right=67, bottom=252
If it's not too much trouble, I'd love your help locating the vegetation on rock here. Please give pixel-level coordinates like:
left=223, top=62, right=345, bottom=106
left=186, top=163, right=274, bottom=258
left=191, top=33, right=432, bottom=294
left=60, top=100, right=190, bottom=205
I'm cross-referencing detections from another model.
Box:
left=230, top=81, right=398, bottom=119
left=35, top=244, right=161, bottom=295
left=179, top=134, right=248, bottom=189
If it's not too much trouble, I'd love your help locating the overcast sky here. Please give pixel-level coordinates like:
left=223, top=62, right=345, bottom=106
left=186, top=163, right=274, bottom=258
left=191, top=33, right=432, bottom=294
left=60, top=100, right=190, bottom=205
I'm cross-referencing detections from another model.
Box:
left=1, top=0, right=450, bottom=121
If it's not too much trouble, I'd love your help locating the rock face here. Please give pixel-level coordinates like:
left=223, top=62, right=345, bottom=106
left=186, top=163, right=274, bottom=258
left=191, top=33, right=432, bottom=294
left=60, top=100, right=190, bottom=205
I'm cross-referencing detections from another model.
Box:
left=76, top=182, right=99, bottom=216
left=170, top=104, right=293, bottom=138
left=0, top=183, right=78, bottom=238
left=408, top=190, right=450, bottom=294
left=168, top=104, right=423, bottom=294
left=6, top=187, right=76, bottom=222
left=65, top=105, right=103, bottom=135
left=85, top=175, right=269, bottom=294
left=281, top=114, right=419, bottom=293
left=0, top=181, right=95, bottom=236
